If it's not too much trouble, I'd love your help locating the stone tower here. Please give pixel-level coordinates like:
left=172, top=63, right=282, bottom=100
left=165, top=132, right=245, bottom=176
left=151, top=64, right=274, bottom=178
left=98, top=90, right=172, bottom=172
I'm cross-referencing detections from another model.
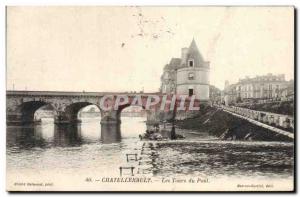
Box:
left=176, top=39, right=210, bottom=100
left=160, top=39, right=210, bottom=101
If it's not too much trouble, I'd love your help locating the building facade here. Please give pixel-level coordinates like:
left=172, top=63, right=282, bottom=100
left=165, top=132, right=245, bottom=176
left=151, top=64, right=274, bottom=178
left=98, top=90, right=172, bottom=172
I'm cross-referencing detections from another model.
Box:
left=223, top=74, right=293, bottom=105
left=160, top=39, right=210, bottom=101
left=280, top=79, right=294, bottom=101
left=209, top=85, right=222, bottom=105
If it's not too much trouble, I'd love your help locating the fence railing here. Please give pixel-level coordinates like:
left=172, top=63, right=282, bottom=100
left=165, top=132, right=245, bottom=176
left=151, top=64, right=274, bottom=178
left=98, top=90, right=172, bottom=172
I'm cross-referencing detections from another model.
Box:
left=221, top=105, right=294, bottom=130
left=235, top=97, right=293, bottom=107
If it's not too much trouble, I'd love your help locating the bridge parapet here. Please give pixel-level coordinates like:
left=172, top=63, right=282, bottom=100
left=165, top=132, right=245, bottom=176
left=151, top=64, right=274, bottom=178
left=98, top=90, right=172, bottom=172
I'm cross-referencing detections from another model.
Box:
left=6, top=90, right=162, bottom=97
left=221, top=105, right=294, bottom=130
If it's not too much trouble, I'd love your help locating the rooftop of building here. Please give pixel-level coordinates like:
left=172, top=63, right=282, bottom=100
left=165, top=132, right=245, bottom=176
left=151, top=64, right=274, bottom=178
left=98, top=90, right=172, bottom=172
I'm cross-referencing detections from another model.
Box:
left=164, top=58, right=181, bottom=70
left=163, top=38, right=208, bottom=70
left=238, top=73, right=286, bottom=84
left=186, top=38, right=205, bottom=63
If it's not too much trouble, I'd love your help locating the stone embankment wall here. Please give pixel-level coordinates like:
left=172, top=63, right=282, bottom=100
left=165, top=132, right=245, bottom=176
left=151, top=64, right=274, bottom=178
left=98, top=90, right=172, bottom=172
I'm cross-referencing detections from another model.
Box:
left=222, top=106, right=294, bottom=131
left=176, top=106, right=293, bottom=142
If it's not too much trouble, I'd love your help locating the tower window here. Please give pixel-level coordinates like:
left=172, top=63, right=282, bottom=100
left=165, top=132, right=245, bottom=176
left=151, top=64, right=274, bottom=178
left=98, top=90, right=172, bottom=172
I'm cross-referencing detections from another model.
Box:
left=189, top=88, right=194, bottom=96
left=188, top=73, right=194, bottom=80
left=188, top=59, right=194, bottom=67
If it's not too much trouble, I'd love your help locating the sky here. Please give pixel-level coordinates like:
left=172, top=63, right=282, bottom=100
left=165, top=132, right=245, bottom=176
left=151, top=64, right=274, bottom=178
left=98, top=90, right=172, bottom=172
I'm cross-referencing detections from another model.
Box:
left=6, top=6, right=294, bottom=92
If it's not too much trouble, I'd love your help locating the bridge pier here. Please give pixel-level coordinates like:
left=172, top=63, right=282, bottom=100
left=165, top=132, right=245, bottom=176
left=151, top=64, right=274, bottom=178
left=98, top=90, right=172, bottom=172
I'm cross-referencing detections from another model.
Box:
left=100, top=119, right=121, bottom=125
left=53, top=110, right=87, bottom=124
left=100, top=121, right=121, bottom=143
left=54, top=119, right=83, bottom=124
left=54, top=111, right=72, bottom=124
left=7, top=112, right=37, bottom=125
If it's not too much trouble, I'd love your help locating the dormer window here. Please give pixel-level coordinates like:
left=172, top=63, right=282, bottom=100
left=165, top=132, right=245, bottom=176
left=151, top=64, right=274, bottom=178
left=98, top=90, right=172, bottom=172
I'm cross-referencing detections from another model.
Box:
left=188, top=59, right=194, bottom=67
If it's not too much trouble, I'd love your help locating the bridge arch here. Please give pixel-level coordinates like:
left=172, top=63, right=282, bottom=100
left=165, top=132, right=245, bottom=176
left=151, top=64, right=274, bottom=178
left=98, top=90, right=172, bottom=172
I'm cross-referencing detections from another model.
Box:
left=9, top=101, right=57, bottom=125
left=116, top=103, right=147, bottom=122
left=60, top=102, right=102, bottom=123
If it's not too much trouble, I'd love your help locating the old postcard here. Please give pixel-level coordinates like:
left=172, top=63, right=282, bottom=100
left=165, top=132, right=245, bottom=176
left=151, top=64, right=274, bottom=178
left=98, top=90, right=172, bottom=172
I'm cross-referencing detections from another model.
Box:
left=6, top=6, right=294, bottom=192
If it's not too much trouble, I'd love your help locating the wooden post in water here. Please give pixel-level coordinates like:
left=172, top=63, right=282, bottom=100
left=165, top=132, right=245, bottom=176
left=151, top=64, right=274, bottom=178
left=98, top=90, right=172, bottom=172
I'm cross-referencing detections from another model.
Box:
left=119, top=166, right=135, bottom=176
left=126, top=153, right=138, bottom=162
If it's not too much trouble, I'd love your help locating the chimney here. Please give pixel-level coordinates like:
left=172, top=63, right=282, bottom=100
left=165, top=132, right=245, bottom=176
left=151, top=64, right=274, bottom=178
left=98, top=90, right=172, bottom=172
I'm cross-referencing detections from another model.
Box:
left=181, top=47, right=188, bottom=65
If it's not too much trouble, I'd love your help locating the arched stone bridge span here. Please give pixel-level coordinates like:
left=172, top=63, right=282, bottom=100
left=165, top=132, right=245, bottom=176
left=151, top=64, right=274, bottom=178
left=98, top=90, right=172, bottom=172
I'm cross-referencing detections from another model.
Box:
left=6, top=90, right=200, bottom=126
left=6, top=90, right=158, bottom=125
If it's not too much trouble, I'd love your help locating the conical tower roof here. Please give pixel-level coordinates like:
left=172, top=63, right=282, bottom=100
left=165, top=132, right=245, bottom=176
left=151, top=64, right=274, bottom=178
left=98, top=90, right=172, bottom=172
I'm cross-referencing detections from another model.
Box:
left=186, top=38, right=205, bottom=66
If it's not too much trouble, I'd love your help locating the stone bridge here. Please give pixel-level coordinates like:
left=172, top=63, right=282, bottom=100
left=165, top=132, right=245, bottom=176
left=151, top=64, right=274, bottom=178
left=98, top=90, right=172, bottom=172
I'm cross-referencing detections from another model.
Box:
left=6, top=90, right=199, bottom=126
left=7, top=91, right=153, bottom=125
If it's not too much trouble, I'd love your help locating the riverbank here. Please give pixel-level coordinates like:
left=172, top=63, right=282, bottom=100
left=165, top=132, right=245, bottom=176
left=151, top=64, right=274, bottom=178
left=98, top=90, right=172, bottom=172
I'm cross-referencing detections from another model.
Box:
left=176, top=106, right=293, bottom=142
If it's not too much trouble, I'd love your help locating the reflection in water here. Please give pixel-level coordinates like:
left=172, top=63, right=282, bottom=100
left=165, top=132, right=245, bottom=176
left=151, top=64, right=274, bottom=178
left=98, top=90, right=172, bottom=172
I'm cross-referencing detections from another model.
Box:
left=7, top=117, right=146, bottom=150
left=7, top=117, right=146, bottom=177
left=101, top=123, right=121, bottom=144
left=6, top=125, right=48, bottom=150
left=7, top=123, right=84, bottom=149
left=53, top=124, right=83, bottom=147
left=6, top=117, right=293, bottom=180
left=7, top=117, right=134, bottom=149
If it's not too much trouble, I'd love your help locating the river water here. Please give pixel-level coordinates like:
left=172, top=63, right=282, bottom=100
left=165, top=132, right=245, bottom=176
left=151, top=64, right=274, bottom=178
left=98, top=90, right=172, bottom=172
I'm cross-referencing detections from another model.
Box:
left=6, top=117, right=294, bottom=191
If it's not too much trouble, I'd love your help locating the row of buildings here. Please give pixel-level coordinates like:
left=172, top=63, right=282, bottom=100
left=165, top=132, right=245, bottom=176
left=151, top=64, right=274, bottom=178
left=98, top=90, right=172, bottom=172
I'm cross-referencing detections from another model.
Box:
left=222, top=74, right=294, bottom=105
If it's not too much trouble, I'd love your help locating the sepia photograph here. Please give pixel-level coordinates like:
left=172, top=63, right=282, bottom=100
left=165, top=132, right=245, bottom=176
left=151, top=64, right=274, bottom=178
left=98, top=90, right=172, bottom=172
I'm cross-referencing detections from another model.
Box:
left=5, top=6, right=295, bottom=192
